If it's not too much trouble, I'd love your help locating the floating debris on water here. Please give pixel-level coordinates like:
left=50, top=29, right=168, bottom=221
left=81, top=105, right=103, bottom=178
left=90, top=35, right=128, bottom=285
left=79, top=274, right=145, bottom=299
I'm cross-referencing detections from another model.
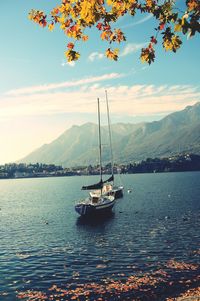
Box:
left=16, top=253, right=31, bottom=260
left=16, top=259, right=200, bottom=301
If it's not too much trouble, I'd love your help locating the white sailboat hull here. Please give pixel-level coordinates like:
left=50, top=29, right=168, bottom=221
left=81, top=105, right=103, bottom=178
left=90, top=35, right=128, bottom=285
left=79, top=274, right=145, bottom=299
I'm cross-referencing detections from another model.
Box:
left=75, top=196, right=115, bottom=216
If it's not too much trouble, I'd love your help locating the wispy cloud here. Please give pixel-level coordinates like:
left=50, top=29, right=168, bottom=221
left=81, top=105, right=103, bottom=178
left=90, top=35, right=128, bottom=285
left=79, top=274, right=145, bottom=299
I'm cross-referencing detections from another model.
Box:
left=121, top=14, right=153, bottom=29
left=1, top=83, right=199, bottom=164
left=61, top=60, right=76, bottom=67
left=1, top=83, right=199, bottom=119
left=88, top=52, right=104, bottom=62
left=121, top=43, right=146, bottom=57
left=5, top=73, right=123, bottom=96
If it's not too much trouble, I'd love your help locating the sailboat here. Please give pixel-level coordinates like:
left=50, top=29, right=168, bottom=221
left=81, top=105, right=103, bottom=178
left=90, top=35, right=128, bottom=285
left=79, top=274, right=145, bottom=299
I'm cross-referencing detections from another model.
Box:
left=89, top=90, right=124, bottom=199
left=75, top=98, right=115, bottom=217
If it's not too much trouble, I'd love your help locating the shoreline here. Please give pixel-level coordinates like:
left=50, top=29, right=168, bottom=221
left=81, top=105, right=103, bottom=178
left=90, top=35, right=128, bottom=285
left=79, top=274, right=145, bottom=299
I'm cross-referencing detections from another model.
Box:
left=1, top=168, right=200, bottom=181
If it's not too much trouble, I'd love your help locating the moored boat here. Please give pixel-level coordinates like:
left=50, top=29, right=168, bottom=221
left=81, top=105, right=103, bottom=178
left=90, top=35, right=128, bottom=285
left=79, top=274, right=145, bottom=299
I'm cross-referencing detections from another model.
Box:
left=75, top=195, right=115, bottom=216
left=89, top=183, right=123, bottom=199
left=75, top=98, right=116, bottom=217
left=89, top=91, right=124, bottom=200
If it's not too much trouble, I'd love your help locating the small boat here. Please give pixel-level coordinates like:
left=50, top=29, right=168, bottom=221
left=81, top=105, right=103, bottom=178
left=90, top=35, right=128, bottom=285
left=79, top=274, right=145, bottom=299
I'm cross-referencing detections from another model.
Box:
left=89, top=182, right=123, bottom=199
left=89, top=91, right=124, bottom=200
left=75, top=195, right=115, bottom=216
left=75, top=98, right=116, bottom=217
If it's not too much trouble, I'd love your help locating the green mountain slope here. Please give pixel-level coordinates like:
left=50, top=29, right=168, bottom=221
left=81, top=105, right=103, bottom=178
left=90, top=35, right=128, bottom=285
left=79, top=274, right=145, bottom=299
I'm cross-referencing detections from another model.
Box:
left=19, top=102, right=200, bottom=166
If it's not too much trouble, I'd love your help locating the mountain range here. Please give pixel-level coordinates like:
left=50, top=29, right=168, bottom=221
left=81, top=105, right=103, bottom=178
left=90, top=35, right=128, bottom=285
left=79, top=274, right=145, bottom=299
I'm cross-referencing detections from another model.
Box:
left=19, top=102, right=200, bottom=167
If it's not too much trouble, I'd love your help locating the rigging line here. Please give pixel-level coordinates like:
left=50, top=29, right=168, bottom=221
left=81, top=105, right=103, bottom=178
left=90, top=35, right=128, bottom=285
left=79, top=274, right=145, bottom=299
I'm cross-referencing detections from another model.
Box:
left=97, top=98, right=103, bottom=184
left=105, top=90, right=114, bottom=181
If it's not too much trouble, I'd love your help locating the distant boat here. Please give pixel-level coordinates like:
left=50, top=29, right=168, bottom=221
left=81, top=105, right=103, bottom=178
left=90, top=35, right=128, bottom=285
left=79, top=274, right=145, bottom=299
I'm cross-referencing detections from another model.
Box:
left=89, top=180, right=123, bottom=199
left=75, top=98, right=115, bottom=217
left=89, top=91, right=124, bottom=200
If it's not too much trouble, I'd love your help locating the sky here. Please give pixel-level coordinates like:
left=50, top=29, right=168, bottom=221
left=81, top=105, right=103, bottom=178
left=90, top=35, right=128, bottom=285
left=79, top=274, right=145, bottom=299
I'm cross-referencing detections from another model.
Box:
left=0, top=0, right=199, bottom=164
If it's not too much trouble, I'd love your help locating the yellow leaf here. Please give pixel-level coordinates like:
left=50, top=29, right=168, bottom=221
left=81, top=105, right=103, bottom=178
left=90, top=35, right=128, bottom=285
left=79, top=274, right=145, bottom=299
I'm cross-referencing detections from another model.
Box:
left=105, top=48, right=119, bottom=61
left=60, top=23, right=66, bottom=30
left=65, top=50, right=80, bottom=62
left=101, top=31, right=107, bottom=40
left=48, top=23, right=55, bottom=31
left=80, top=1, right=96, bottom=24
left=174, top=23, right=182, bottom=32
left=58, top=14, right=65, bottom=24
left=107, top=0, right=113, bottom=6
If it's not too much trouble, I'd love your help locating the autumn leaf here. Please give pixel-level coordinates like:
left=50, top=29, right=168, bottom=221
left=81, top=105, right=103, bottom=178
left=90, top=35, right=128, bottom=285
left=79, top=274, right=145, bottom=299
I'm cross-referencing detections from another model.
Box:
left=51, top=7, right=60, bottom=16
left=101, top=30, right=111, bottom=41
left=48, top=23, right=55, bottom=31
left=80, top=0, right=97, bottom=24
left=65, top=49, right=80, bottom=61
left=159, top=23, right=165, bottom=30
left=105, top=48, right=119, bottom=60
left=163, top=34, right=182, bottom=52
left=96, top=22, right=103, bottom=30
left=66, top=24, right=82, bottom=39
left=140, top=46, right=155, bottom=65
left=39, top=19, right=47, bottom=28
left=187, top=0, right=199, bottom=11
left=82, top=35, right=89, bottom=41
left=151, top=36, right=157, bottom=44
left=146, top=0, right=154, bottom=8
left=174, top=23, right=182, bottom=32
left=28, top=0, right=200, bottom=64
left=67, top=42, right=74, bottom=49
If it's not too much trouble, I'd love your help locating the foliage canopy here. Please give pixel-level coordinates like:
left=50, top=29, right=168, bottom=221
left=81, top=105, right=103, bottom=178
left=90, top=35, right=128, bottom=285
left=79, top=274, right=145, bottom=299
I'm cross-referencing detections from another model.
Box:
left=29, top=0, right=200, bottom=64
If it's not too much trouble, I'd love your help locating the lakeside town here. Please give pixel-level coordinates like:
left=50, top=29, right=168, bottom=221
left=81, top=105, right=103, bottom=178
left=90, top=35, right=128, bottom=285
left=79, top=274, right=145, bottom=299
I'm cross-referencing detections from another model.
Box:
left=0, top=153, right=200, bottom=180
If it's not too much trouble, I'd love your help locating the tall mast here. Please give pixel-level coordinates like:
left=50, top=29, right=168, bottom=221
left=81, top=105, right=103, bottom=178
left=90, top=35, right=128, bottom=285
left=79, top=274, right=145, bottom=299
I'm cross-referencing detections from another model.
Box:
left=105, top=90, right=114, bottom=182
left=97, top=98, right=102, bottom=184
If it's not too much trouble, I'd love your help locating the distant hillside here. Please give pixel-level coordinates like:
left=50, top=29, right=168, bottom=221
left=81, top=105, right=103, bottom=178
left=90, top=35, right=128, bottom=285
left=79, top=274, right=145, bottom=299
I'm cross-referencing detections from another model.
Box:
left=19, top=102, right=200, bottom=167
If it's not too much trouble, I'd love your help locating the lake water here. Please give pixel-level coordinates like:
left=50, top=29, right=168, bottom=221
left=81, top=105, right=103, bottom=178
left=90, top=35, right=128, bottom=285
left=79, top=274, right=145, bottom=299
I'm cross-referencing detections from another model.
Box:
left=0, top=172, right=199, bottom=300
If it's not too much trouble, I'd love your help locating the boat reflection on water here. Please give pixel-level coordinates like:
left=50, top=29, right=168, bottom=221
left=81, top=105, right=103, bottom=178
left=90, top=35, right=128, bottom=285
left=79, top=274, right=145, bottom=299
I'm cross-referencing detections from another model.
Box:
left=76, top=211, right=115, bottom=227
